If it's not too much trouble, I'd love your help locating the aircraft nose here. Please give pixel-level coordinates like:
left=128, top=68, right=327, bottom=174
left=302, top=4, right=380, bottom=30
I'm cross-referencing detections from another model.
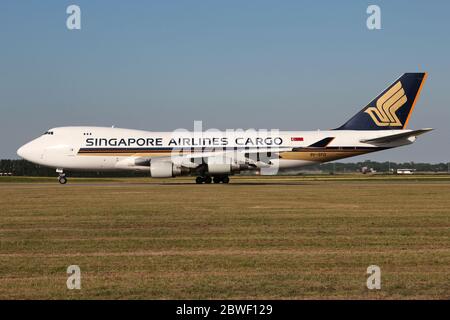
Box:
left=17, top=138, right=48, bottom=164
left=17, top=145, right=26, bottom=158
left=17, top=143, right=32, bottom=160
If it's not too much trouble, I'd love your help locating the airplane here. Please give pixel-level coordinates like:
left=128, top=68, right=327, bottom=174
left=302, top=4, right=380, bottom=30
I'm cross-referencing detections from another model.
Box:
left=17, top=73, right=432, bottom=184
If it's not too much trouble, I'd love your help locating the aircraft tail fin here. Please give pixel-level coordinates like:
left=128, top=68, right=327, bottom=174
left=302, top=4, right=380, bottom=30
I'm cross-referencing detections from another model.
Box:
left=336, top=73, right=427, bottom=130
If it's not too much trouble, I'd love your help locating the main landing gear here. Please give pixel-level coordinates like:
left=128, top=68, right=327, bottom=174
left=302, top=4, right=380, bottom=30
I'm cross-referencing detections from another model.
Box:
left=56, top=169, right=67, bottom=184
left=196, top=175, right=230, bottom=184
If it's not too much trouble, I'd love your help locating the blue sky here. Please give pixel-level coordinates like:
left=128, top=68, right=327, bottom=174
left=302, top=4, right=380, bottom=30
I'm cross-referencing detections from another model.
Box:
left=0, top=1, right=449, bottom=162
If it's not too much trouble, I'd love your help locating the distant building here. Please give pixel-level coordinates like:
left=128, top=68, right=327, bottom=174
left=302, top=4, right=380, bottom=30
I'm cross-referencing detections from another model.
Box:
left=396, top=169, right=415, bottom=175
left=361, top=167, right=376, bottom=174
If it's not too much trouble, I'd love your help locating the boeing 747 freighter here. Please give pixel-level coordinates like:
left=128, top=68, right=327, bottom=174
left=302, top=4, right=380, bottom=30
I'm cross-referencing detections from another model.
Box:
left=17, top=73, right=431, bottom=184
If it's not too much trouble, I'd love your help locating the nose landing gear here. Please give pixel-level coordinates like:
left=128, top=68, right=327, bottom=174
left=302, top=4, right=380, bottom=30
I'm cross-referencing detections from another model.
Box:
left=56, top=169, right=67, bottom=184
left=58, top=175, right=67, bottom=184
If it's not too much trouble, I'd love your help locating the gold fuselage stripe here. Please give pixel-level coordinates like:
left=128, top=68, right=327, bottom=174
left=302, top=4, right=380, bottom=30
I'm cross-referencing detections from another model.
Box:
left=77, top=147, right=386, bottom=162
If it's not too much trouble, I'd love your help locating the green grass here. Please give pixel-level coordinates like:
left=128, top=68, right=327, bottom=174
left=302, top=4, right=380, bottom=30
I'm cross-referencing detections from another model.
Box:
left=2, top=173, right=450, bottom=184
left=0, top=176, right=123, bottom=183
left=0, top=176, right=449, bottom=299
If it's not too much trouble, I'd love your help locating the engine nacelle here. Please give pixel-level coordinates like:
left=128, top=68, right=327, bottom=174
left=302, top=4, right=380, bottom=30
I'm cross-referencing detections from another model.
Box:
left=207, top=163, right=231, bottom=174
left=150, top=161, right=182, bottom=178
left=207, top=163, right=241, bottom=175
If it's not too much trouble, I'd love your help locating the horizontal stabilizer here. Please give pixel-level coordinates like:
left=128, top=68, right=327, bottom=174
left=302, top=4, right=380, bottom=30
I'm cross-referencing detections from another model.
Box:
left=360, top=128, right=433, bottom=144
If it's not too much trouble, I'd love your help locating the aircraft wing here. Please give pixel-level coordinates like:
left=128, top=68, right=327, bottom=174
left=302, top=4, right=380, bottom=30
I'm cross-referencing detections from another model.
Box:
left=130, top=147, right=293, bottom=169
left=176, top=147, right=293, bottom=159
left=360, top=128, right=433, bottom=144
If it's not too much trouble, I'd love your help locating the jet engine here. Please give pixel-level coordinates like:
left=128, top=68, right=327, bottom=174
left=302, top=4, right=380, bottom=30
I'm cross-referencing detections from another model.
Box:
left=205, top=153, right=251, bottom=175
left=207, top=163, right=241, bottom=174
left=150, top=161, right=182, bottom=178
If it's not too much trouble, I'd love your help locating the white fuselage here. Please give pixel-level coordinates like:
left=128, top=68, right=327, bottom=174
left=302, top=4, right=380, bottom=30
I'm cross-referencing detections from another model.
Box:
left=17, top=126, right=413, bottom=175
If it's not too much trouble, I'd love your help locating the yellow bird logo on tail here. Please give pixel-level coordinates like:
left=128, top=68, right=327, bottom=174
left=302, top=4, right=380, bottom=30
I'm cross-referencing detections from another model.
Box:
left=365, top=81, right=407, bottom=127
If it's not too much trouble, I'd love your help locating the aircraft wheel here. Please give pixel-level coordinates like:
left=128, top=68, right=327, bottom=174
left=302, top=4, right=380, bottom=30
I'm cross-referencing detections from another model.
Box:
left=58, top=176, right=67, bottom=184
left=195, top=176, right=204, bottom=184
left=204, top=176, right=212, bottom=184
left=222, top=176, right=230, bottom=184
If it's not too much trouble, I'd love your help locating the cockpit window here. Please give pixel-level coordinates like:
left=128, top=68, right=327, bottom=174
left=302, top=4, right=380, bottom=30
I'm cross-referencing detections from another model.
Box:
left=43, top=131, right=54, bottom=135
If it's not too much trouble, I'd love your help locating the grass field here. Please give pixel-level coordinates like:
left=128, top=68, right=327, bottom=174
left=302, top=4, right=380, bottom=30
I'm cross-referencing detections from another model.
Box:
left=0, top=175, right=449, bottom=299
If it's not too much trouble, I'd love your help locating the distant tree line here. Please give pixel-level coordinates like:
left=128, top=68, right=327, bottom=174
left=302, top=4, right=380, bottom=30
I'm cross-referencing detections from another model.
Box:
left=303, top=160, right=450, bottom=174
left=0, top=159, right=147, bottom=177
left=1, top=159, right=449, bottom=177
